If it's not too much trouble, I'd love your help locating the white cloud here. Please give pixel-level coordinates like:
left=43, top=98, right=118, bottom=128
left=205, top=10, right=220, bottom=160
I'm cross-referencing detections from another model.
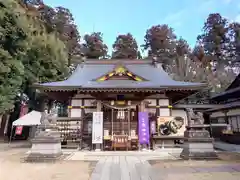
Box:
left=198, top=0, right=232, bottom=13
left=162, top=10, right=185, bottom=27
left=198, top=0, right=216, bottom=13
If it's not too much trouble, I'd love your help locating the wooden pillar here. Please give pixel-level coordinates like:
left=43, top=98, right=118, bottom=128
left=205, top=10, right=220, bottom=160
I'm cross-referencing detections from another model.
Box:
left=68, top=98, right=72, bottom=117
left=81, top=99, right=85, bottom=116
left=223, top=110, right=229, bottom=124
left=156, top=99, right=160, bottom=116
left=186, top=109, right=191, bottom=128
left=111, top=109, right=114, bottom=135
left=169, top=99, right=173, bottom=116
left=139, top=101, right=145, bottom=112
left=96, top=101, right=101, bottom=112
left=79, top=99, right=85, bottom=150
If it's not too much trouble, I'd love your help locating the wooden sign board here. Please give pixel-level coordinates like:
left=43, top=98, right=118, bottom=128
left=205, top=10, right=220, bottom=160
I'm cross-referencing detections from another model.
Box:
left=157, top=116, right=185, bottom=136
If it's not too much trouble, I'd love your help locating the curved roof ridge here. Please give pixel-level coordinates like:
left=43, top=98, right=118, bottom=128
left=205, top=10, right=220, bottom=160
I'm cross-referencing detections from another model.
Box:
left=35, top=60, right=206, bottom=89
left=80, top=59, right=152, bottom=65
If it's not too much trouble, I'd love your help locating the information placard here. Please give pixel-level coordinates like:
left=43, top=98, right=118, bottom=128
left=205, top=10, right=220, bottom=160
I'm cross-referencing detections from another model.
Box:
left=92, top=112, right=103, bottom=144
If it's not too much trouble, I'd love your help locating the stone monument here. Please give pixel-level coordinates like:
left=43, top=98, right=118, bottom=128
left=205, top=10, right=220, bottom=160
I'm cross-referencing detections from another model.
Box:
left=180, top=108, right=218, bottom=160
left=25, top=110, right=62, bottom=162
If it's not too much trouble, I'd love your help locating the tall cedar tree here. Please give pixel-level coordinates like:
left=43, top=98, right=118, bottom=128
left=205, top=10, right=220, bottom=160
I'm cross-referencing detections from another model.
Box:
left=51, top=7, right=81, bottom=65
left=142, top=24, right=176, bottom=65
left=165, top=38, right=209, bottom=83
left=0, top=0, right=26, bottom=114
left=1, top=0, right=69, bottom=113
left=112, top=33, right=140, bottom=59
left=170, top=38, right=192, bottom=80
left=197, top=13, right=230, bottom=65
left=22, top=5, right=69, bottom=111
left=23, top=33, right=68, bottom=111
left=83, top=32, right=108, bottom=59
left=22, top=0, right=81, bottom=66
left=192, top=45, right=213, bottom=68
left=196, top=13, right=238, bottom=91
left=228, top=22, right=240, bottom=66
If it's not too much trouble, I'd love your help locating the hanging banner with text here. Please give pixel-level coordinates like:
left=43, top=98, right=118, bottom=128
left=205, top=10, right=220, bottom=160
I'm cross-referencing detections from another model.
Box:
left=150, top=121, right=156, bottom=134
left=15, top=104, right=28, bottom=135
left=15, top=126, right=23, bottom=135
left=138, top=112, right=150, bottom=145
left=92, top=112, right=103, bottom=144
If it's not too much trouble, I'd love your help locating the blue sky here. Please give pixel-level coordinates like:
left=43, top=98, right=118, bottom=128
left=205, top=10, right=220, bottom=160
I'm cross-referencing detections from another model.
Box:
left=45, top=0, right=240, bottom=54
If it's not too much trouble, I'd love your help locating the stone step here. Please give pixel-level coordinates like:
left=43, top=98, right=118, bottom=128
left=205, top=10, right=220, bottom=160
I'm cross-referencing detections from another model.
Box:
left=84, top=154, right=180, bottom=161
left=84, top=151, right=174, bottom=156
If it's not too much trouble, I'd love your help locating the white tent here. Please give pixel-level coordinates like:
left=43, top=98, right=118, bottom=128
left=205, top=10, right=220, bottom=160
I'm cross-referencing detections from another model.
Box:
left=9, top=110, right=42, bottom=144
left=12, top=110, right=42, bottom=126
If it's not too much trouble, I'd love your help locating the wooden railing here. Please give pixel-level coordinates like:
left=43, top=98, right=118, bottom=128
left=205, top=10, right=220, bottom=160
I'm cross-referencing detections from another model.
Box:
left=112, top=135, right=130, bottom=151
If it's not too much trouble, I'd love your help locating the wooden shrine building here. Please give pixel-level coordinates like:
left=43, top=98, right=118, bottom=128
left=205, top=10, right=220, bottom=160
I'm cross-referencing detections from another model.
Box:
left=34, top=59, right=206, bottom=150
left=206, top=73, right=240, bottom=144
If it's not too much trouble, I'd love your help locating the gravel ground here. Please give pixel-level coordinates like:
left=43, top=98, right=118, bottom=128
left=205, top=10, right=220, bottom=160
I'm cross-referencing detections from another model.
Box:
left=148, top=152, right=240, bottom=180
left=0, top=148, right=91, bottom=180
left=2, top=144, right=240, bottom=180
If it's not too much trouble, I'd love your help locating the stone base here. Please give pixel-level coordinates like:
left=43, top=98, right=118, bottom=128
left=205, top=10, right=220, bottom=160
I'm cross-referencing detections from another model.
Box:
left=180, top=129, right=218, bottom=160
left=25, top=152, right=62, bottom=162
left=31, top=142, right=62, bottom=153
left=0, top=138, right=5, bottom=142
left=25, top=142, right=62, bottom=162
left=25, top=136, right=62, bottom=162
left=180, top=143, right=218, bottom=160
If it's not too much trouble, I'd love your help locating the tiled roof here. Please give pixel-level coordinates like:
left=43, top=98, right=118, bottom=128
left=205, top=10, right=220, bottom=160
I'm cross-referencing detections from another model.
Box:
left=35, top=59, right=206, bottom=90
left=205, top=101, right=240, bottom=113
left=211, top=73, right=240, bottom=101
left=226, top=73, right=240, bottom=90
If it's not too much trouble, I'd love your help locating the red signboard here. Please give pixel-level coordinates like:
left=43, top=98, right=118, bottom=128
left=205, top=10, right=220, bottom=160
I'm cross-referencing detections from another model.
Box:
left=15, top=103, right=28, bottom=135
left=15, top=126, right=23, bottom=135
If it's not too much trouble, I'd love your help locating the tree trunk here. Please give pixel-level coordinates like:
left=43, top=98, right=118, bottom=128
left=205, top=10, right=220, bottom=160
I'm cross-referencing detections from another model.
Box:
left=0, top=114, right=3, bottom=137
left=0, top=114, right=3, bottom=130
left=0, top=113, right=10, bottom=141
left=3, top=114, right=10, bottom=136
left=0, top=114, right=3, bottom=142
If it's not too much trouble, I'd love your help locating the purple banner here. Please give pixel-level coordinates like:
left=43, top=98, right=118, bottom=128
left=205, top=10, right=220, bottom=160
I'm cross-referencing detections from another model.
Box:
left=138, top=112, right=150, bottom=145
left=150, top=121, right=156, bottom=134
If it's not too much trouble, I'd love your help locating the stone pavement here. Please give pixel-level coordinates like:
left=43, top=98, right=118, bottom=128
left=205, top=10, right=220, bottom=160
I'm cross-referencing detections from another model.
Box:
left=2, top=142, right=240, bottom=180
left=91, top=156, right=156, bottom=180
left=67, top=148, right=182, bottom=161
left=214, top=141, right=240, bottom=152
left=151, top=161, right=240, bottom=180
left=90, top=156, right=240, bottom=180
